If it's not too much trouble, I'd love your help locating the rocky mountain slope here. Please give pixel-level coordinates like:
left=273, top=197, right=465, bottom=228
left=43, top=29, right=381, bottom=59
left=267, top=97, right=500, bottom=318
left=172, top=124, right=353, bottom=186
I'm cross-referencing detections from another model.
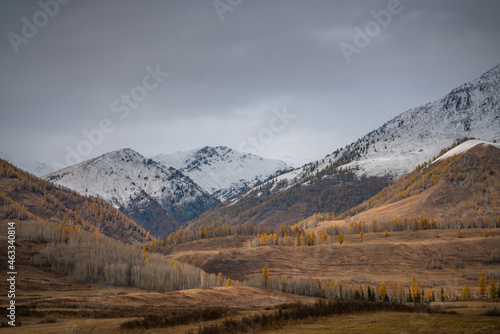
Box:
left=310, top=140, right=500, bottom=231
left=153, top=146, right=290, bottom=202
left=0, top=158, right=150, bottom=243
left=45, top=148, right=218, bottom=236
left=265, top=63, right=500, bottom=188
left=189, top=64, right=500, bottom=229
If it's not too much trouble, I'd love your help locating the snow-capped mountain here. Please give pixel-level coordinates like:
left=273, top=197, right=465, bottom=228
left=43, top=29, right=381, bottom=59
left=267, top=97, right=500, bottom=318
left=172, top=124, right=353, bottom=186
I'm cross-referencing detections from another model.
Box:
left=0, top=151, right=54, bottom=177
left=45, top=148, right=218, bottom=236
left=259, top=63, right=500, bottom=190
left=190, top=64, right=500, bottom=229
left=153, top=146, right=291, bottom=201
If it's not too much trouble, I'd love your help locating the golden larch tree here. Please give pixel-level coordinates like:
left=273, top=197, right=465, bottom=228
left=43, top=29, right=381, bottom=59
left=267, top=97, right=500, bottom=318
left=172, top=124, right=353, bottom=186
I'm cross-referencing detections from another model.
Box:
left=461, top=284, right=470, bottom=300
left=378, top=283, right=387, bottom=301
left=410, top=274, right=420, bottom=302
left=489, top=278, right=498, bottom=299
left=337, top=233, right=344, bottom=245
left=217, top=272, right=224, bottom=287
left=478, top=270, right=487, bottom=296
left=263, top=264, right=269, bottom=288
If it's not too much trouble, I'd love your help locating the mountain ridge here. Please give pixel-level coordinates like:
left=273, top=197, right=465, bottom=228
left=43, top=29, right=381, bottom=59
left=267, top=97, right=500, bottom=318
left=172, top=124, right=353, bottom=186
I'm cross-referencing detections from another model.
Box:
left=45, top=148, right=219, bottom=236
left=309, top=140, right=500, bottom=232
left=187, top=64, right=500, bottom=229
left=153, top=146, right=291, bottom=202
left=0, top=157, right=150, bottom=244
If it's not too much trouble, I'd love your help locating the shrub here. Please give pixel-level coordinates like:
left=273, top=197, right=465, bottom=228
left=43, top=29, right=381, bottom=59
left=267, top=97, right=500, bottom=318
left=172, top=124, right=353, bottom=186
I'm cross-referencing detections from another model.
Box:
left=481, top=307, right=500, bottom=317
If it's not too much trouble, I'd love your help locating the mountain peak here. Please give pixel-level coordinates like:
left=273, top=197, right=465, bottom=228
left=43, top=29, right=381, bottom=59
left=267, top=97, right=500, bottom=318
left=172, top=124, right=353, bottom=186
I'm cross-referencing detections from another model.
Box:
left=153, top=147, right=290, bottom=201
left=194, top=64, right=500, bottom=230
left=45, top=148, right=219, bottom=236
left=106, top=147, right=143, bottom=159
left=479, top=63, right=500, bottom=79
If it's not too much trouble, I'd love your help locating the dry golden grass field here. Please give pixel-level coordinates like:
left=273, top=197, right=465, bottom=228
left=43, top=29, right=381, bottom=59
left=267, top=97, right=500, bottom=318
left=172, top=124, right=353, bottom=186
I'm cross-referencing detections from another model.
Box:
left=1, top=227, right=500, bottom=333
left=162, top=228, right=500, bottom=292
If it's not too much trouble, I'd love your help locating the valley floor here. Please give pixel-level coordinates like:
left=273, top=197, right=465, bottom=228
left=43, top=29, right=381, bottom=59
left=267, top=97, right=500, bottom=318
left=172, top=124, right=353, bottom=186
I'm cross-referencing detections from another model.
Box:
left=260, top=306, right=500, bottom=334
left=1, top=228, right=500, bottom=333
left=162, top=228, right=500, bottom=293
left=1, top=291, right=499, bottom=333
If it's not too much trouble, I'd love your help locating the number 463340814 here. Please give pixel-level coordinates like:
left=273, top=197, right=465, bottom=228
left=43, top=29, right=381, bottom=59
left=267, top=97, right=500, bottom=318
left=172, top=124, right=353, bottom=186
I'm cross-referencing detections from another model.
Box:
left=7, top=222, right=16, bottom=270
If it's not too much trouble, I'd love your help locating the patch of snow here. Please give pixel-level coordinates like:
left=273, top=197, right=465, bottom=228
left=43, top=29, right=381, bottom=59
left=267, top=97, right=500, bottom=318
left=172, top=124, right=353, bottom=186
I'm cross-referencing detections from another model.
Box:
left=153, top=146, right=291, bottom=201
left=45, top=148, right=208, bottom=210
left=433, top=140, right=500, bottom=163
left=226, top=63, right=500, bottom=203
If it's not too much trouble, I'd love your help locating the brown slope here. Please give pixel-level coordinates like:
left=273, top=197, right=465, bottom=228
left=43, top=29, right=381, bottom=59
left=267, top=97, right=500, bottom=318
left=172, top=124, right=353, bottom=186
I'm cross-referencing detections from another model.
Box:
left=161, top=229, right=500, bottom=294
left=315, top=142, right=500, bottom=231
left=0, top=158, right=150, bottom=243
left=189, top=169, right=390, bottom=230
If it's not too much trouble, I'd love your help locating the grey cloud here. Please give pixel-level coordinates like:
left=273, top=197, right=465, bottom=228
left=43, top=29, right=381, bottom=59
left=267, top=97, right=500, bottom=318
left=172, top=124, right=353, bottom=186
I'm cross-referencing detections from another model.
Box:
left=1, top=0, right=499, bottom=167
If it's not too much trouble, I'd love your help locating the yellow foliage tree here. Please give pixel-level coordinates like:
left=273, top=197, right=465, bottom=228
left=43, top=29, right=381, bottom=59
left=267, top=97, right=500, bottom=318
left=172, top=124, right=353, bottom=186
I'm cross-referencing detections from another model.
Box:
left=461, top=284, right=470, bottom=300
left=384, top=230, right=388, bottom=238
left=410, top=274, right=420, bottom=302
left=379, top=283, right=387, bottom=301
left=226, top=278, right=233, bottom=286
left=359, top=231, right=364, bottom=243
left=260, top=233, right=267, bottom=246
left=263, top=264, right=269, bottom=288
left=478, top=270, right=487, bottom=296
left=337, top=233, right=344, bottom=245
left=217, top=272, right=224, bottom=287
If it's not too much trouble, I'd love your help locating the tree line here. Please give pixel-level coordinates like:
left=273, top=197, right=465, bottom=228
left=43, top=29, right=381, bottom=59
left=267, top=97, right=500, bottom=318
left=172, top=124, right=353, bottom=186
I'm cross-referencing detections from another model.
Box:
left=248, top=265, right=500, bottom=302
left=0, top=158, right=149, bottom=243
left=12, top=220, right=218, bottom=292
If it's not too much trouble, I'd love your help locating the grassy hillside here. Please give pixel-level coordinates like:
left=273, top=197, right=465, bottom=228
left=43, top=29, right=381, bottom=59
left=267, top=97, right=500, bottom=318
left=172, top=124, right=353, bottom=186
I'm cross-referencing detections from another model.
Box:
left=0, top=158, right=149, bottom=243
left=161, top=228, right=500, bottom=293
left=300, top=141, right=500, bottom=232
left=188, top=167, right=390, bottom=229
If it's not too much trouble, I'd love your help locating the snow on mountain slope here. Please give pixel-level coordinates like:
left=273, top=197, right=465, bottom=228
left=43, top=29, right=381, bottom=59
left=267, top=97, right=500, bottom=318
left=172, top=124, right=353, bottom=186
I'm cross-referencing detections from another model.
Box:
left=270, top=64, right=500, bottom=188
left=46, top=148, right=202, bottom=207
left=45, top=148, right=219, bottom=235
left=221, top=63, right=500, bottom=211
left=0, top=151, right=54, bottom=177
left=333, top=64, right=500, bottom=178
left=153, top=146, right=291, bottom=201
left=433, top=140, right=500, bottom=163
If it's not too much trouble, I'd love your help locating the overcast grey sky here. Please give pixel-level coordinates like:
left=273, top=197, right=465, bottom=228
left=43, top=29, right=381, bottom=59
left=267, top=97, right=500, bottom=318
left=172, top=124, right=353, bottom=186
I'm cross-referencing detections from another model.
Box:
left=1, top=0, right=499, bottom=168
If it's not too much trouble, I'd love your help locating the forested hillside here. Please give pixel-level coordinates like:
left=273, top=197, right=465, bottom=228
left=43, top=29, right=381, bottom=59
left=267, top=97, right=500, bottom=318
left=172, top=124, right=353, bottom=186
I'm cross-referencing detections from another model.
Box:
left=0, top=158, right=149, bottom=243
left=189, top=168, right=390, bottom=229
left=297, top=140, right=500, bottom=233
